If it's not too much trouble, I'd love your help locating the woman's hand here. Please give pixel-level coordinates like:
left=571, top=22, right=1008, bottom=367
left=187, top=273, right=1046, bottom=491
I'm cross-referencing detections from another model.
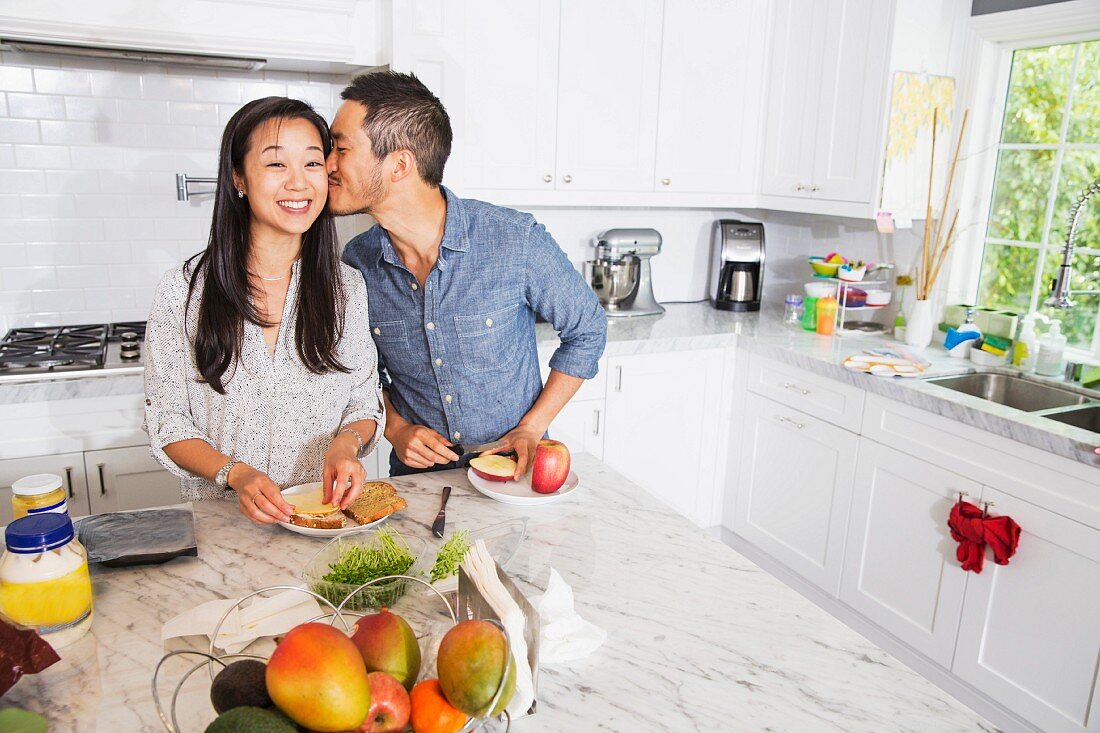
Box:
left=229, top=463, right=295, bottom=525
left=323, top=432, right=366, bottom=509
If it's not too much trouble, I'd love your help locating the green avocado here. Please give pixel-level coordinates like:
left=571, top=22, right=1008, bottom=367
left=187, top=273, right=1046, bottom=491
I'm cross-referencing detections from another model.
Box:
left=204, top=705, right=298, bottom=733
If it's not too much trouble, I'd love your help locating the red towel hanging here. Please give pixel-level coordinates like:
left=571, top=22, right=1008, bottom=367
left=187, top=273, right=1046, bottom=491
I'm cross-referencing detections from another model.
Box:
left=947, top=498, right=1021, bottom=573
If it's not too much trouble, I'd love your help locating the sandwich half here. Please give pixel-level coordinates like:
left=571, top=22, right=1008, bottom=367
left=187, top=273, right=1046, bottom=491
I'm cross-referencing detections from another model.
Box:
left=286, top=486, right=346, bottom=529
left=343, top=481, right=407, bottom=525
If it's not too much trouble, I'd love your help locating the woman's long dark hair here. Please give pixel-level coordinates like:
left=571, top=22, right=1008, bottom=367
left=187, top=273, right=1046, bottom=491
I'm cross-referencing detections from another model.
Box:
left=186, top=97, right=348, bottom=393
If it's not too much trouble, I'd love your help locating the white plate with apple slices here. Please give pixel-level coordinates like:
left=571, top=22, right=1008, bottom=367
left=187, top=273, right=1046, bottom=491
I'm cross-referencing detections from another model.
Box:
left=467, top=450, right=580, bottom=505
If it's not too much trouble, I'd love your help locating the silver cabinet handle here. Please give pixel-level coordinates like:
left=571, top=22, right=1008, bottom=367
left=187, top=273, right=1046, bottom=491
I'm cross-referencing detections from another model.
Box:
left=592, top=409, right=601, bottom=437
left=778, top=416, right=805, bottom=429
left=795, top=184, right=808, bottom=191
left=783, top=382, right=810, bottom=395
left=615, top=366, right=623, bottom=392
left=810, top=185, right=822, bottom=192
left=661, top=178, right=671, bottom=186
left=97, top=462, right=106, bottom=496
left=63, top=466, right=74, bottom=499
left=562, top=174, right=573, bottom=183
left=543, top=174, right=552, bottom=183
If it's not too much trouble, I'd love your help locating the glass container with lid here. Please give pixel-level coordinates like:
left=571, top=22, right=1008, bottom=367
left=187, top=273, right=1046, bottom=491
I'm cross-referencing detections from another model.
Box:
left=11, top=473, right=67, bottom=521
left=0, top=513, right=93, bottom=648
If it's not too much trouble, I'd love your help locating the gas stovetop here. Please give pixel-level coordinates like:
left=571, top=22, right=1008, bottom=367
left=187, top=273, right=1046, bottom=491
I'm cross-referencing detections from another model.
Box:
left=0, top=321, right=147, bottom=383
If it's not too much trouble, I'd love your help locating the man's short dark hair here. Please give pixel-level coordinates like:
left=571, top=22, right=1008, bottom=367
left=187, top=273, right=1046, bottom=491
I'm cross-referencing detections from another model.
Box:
left=341, top=71, right=452, bottom=187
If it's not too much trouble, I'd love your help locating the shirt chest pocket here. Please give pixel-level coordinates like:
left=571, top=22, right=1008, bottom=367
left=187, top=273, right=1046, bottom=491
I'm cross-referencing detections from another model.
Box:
left=370, top=319, right=423, bottom=377
left=454, top=303, right=522, bottom=374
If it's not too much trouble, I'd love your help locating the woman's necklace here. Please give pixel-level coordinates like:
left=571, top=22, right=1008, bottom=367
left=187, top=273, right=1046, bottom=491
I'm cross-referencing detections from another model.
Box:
left=252, top=272, right=288, bottom=282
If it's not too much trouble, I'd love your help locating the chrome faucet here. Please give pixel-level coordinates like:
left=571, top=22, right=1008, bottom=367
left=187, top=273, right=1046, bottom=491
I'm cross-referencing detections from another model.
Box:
left=1047, top=176, right=1100, bottom=309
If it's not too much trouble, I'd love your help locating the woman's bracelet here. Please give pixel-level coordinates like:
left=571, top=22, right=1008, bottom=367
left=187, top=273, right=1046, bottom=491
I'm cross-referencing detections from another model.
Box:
left=337, top=427, right=364, bottom=457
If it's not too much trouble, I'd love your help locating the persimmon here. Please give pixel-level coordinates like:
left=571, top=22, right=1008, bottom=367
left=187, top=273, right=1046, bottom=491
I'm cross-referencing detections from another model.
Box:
left=409, top=679, right=466, bottom=733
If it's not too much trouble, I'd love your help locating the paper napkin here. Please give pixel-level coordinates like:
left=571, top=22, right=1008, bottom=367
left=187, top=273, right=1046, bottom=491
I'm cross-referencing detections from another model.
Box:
left=161, top=589, right=322, bottom=654
left=533, top=568, right=607, bottom=664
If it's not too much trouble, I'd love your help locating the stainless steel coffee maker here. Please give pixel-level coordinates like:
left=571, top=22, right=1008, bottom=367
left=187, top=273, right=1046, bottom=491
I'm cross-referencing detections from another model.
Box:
left=710, top=219, right=765, bottom=311
left=583, top=228, right=665, bottom=317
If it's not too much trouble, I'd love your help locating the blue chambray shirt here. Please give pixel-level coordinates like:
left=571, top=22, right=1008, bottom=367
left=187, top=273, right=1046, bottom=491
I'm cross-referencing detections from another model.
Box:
left=341, top=187, right=607, bottom=454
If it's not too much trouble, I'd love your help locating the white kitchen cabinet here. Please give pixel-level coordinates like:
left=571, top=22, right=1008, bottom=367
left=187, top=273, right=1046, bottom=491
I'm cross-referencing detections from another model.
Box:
left=839, top=439, right=979, bottom=667
left=760, top=0, right=892, bottom=205
left=548, top=398, right=605, bottom=461
left=602, top=349, right=727, bottom=527
left=0, top=452, right=90, bottom=525
left=85, top=446, right=181, bottom=514
left=653, top=0, right=769, bottom=195
left=731, top=392, right=857, bottom=595
left=372, top=434, right=394, bottom=479
left=953, top=488, right=1100, bottom=733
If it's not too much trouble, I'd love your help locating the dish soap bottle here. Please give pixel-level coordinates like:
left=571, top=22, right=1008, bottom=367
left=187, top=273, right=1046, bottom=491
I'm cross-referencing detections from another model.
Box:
left=1035, top=319, right=1067, bottom=377
left=1012, top=313, right=1042, bottom=373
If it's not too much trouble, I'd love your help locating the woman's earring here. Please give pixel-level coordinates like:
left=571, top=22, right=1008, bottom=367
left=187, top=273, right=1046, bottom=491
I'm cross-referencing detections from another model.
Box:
left=237, top=189, right=245, bottom=199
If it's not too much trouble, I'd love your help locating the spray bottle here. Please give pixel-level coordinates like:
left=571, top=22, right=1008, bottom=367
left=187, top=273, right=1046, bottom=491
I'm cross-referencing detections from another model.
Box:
left=1013, top=313, right=1045, bottom=373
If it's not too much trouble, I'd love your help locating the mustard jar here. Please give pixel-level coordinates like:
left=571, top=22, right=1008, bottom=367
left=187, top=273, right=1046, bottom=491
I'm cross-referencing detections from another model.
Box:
left=11, top=473, right=68, bottom=521
left=0, top=513, right=93, bottom=648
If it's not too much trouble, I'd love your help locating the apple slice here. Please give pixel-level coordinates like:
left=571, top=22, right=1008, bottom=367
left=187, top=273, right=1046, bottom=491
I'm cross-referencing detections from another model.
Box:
left=469, top=455, right=517, bottom=482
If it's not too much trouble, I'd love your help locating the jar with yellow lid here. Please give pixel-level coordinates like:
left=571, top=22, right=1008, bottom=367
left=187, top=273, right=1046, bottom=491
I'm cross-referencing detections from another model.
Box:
left=11, top=473, right=68, bottom=521
left=0, top=513, right=93, bottom=648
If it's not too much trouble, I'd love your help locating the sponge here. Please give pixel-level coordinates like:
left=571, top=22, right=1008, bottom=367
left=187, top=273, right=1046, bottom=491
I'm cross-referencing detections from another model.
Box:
left=980, top=341, right=1007, bottom=357
left=1082, top=366, right=1100, bottom=389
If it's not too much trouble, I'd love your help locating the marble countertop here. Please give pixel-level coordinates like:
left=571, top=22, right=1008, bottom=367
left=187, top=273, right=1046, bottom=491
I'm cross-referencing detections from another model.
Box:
left=4, top=303, right=1098, bottom=468
left=6, top=454, right=993, bottom=732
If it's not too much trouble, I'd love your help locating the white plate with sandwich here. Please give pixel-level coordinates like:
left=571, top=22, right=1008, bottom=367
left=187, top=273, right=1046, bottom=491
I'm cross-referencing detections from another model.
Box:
left=278, top=481, right=407, bottom=537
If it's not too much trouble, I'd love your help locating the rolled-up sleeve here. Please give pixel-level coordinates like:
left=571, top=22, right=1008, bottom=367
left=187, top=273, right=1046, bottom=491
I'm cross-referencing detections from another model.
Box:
left=339, top=275, right=386, bottom=455
left=523, top=222, right=607, bottom=379
left=142, top=270, right=212, bottom=479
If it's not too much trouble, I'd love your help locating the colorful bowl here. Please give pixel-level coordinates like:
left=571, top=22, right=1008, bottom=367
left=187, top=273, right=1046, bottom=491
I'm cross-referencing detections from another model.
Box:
left=804, top=281, right=836, bottom=298
left=809, top=258, right=840, bottom=277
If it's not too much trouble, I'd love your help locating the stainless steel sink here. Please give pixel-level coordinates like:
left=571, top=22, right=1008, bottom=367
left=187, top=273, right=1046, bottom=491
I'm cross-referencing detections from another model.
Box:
left=1043, top=404, right=1100, bottom=432
left=925, top=373, right=1093, bottom=412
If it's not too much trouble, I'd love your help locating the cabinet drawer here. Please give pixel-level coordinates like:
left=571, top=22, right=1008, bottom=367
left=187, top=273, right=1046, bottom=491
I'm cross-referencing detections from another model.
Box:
left=746, top=352, right=865, bottom=432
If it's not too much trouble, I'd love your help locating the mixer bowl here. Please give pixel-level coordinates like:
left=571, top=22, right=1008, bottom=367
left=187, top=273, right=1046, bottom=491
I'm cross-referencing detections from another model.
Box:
left=586, top=259, right=638, bottom=308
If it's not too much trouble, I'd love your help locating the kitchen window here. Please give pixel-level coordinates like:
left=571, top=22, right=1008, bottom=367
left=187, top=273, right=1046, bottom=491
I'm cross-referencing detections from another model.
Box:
left=977, top=39, right=1100, bottom=353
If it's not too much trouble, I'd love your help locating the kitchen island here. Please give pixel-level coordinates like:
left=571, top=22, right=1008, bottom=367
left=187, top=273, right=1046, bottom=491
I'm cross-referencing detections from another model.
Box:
left=6, top=454, right=993, bottom=732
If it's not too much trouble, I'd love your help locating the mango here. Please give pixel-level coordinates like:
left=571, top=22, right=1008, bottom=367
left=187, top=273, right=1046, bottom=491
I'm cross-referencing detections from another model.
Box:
left=437, top=620, right=516, bottom=717
left=350, top=607, right=422, bottom=691
left=265, top=622, right=370, bottom=732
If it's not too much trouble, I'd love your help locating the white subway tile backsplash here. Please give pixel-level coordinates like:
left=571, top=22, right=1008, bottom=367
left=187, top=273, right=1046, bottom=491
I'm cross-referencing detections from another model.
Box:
left=83, top=287, right=135, bottom=310
left=24, top=243, right=81, bottom=266
left=0, top=170, right=46, bottom=194
left=109, top=262, right=173, bottom=287
left=194, top=126, right=224, bottom=149
left=169, top=102, right=219, bottom=126
left=132, top=286, right=157, bottom=312
left=0, top=219, right=52, bottom=243
left=19, top=195, right=75, bottom=218
left=8, top=312, right=61, bottom=328
left=90, top=69, right=142, bottom=98
left=60, top=309, right=112, bottom=325
left=103, top=219, right=156, bottom=241
left=0, top=244, right=27, bottom=267
left=40, top=120, right=98, bottom=145
left=117, top=99, right=170, bottom=124
left=146, top=123, right=195, bottom=148
left=33, top=69, right=92, bottom=96
left=0, top=66, right=34, bottom=92
left=134, top=242, right=183, bottom=264
left=45, top=170, right=101, bottom=194
left=242, top=82, right=288, bottom=99
left=96, top=122, right=147, bottom=146
left=0, top=196, right=20, bottom=218
left=110, top=308, right=151, bottom=322
left=0, top=144, right=13, bottom=168
left=81, top=241, right=134, bottom=265
left=192, top=78, right=242, bottom=103
left=56, top=264, right=109, bottom=288
left=65, top=96, right=120, bottom=122
left=15, top=145, right=71, bottom=169
left=52, top=219, right=105, bottom=242
left=7, top=93, right=66, bottom=119
left=2, top=266, right=57, bottom=290
left=0, top=118, right=40, bottom=143
left=73, top=195, right=130, bottom=218
left=69, top=146, right=126, bottom=170
left=32, top=288, right=83, bottom=312
left=154, top=218, right=207, bottom=242
left=141, top=74, right=193, bottom=101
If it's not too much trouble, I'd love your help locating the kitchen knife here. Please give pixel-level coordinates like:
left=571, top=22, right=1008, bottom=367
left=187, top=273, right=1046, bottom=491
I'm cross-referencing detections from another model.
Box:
left=431, top=485, right=452, bottom=539
left=454, top=439, right=509, bottom=462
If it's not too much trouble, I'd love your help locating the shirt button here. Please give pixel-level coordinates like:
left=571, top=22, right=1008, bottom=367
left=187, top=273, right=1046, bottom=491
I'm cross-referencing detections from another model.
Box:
left=453, top=431, right=461, bottom=440
left=485, top=318, right=493, bottom=327
left=426, top=322, right=435, bottom=330
left=411, top=282, right=418, bottom=290
left=435, top=358, right=443, bottom=366
left=444, top=394, right=452, bottom=403
left=373, top=327, right=381, bottom=335
left=145, top=398, right=152, bottom=405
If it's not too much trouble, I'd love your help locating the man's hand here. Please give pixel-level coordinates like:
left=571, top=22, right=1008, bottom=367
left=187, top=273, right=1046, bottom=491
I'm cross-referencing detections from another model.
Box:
left=390, top=423, right=460, bottom=468
left=229, top=463, right=295, bottom=525
left=483, top=423, right=543, bottom=480
left=323, top=432, right=367, bottom=509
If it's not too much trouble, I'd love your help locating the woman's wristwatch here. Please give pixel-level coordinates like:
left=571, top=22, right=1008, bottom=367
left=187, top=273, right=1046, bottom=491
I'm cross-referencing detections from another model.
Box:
left=337, top=427, right=365, bottom=458
left=215, top=459, right=240, bottom=488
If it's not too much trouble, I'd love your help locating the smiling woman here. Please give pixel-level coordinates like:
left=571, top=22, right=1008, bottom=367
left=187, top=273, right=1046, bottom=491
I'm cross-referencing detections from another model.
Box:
left=142, top=97, right=386, bottom=527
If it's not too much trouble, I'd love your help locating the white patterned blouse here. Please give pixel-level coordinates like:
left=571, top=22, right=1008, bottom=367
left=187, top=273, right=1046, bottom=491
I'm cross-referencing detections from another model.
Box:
left=143, top=259, right=385, bottom=501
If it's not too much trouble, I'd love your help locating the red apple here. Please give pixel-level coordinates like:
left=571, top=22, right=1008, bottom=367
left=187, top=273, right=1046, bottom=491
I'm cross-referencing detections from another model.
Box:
left=360, top=672, right=410, bottom=733
left=531, top=439, right=570, bottom=494
left=469, top=455, right=517, bottom=482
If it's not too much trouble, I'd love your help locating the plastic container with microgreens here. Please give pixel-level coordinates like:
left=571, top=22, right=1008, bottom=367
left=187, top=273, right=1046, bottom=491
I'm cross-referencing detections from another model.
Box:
left=300, top=527, right=427, bottom=613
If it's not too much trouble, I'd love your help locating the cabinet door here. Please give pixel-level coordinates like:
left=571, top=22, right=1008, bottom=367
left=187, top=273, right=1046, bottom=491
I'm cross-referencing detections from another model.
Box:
left=759, top=0, right=825, bottom=198
left=653, top=0, right=768, bottom=194
left=840, top=440, right=979, bottom=667
left=603, top=349, right=725, bottom=527
left=548, top=398, right=604, bottom=461
left=732, top=392, right=857, bottom=595
left=554, top=0, right=664, bottom=191
left=954, top=488, right=1100, bottom=733
left=457, top=0, right=560, bottom=190
left=0, top=453, right=90, bottom=524
left=85, top=446, right=181, bottom=514
left=810, top=0, right=891, bottom=202
left=372, top=434, right=394, bottom=480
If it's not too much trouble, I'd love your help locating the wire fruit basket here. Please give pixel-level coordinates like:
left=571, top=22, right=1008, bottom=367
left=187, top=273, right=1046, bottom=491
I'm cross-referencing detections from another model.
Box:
left=151, top=563, right=538, bottom=733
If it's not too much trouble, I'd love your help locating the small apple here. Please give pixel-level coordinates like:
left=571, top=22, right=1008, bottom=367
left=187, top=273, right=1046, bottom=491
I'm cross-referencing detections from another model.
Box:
left=469, top=455, right=517, bottom=483
left=361, top=672, right=410, bottom=733
left=531, top=439, right=570, bottom=494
